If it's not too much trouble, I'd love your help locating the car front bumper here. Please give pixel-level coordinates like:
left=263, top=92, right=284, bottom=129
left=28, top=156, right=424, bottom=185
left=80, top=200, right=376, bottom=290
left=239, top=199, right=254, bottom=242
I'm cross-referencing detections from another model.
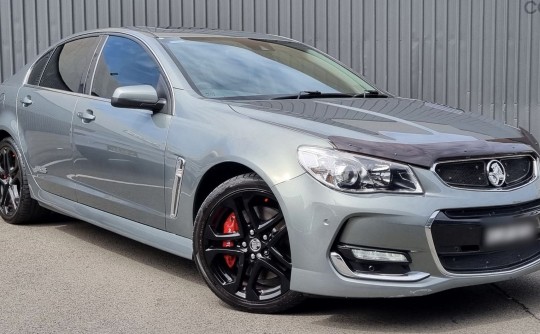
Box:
left=272, top=167, right=540, bottom=298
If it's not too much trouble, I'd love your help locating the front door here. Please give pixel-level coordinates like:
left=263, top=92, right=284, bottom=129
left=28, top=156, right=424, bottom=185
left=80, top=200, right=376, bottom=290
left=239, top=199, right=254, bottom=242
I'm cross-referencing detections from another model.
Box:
left=72, top=35, right=171, bottom=229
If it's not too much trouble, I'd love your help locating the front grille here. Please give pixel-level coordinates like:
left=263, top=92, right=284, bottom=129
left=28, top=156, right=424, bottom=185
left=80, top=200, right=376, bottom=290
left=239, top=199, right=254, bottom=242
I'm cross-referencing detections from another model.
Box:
left=504, top=156, right=533, bottom=184
left=434, top=155, right=536, bottom=190
left=430, top=199, right=540, bottom=273
left=435, top=161, right=489, bottom=187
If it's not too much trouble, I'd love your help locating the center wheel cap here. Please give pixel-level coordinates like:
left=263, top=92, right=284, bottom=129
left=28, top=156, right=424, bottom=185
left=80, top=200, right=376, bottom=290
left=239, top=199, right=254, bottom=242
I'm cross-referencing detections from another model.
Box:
left=249, top=238, right=262, bottom=252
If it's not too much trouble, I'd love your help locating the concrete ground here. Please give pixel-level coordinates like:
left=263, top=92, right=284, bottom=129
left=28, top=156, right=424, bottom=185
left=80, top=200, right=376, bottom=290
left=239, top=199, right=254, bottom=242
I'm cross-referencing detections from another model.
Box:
left=1, top=217, right=539, bottom=334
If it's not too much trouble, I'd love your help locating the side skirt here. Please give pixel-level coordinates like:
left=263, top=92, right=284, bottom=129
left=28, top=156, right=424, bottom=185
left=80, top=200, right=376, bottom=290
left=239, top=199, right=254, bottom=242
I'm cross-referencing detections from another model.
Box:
left=33, top=186, right=194, bottom=260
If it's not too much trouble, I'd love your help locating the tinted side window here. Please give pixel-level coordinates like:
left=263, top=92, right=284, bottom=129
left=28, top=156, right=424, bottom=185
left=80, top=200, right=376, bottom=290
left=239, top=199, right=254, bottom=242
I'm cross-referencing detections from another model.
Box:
left=40, top=37, right=100, bottom=93
left=27, top=51, right=52, bottom=86
left=91, top=36, right=162, bottom=99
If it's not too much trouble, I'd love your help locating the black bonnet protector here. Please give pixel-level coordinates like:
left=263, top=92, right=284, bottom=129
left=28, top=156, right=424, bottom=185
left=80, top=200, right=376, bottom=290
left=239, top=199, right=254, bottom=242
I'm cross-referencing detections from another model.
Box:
left=321, top=99, right=540, bottom=167
left=230, top=98, right=540, bottom=168
left=330, top=133, right=539, bottom=168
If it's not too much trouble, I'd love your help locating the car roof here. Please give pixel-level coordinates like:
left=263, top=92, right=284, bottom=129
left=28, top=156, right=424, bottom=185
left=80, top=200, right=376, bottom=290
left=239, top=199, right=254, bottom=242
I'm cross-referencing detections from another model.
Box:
left=126, top=26, right=293, bottom=41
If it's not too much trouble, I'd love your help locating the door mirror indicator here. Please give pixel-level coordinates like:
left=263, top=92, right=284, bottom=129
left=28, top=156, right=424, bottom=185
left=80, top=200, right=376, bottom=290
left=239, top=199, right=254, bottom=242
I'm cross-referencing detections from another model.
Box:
left=111, top=85, right=166, bottom=112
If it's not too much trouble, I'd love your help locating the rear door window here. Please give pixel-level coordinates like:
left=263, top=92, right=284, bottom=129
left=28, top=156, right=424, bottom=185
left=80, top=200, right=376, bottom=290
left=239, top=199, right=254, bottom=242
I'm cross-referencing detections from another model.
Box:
left=39, top=36, right=101, bottom=93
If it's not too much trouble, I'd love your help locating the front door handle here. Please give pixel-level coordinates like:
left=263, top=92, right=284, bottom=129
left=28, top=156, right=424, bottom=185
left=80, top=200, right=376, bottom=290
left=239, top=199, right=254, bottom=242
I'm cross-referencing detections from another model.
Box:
left=77, top=109, right=96, bottom=123
left=20, top=96, right=32, bottom=107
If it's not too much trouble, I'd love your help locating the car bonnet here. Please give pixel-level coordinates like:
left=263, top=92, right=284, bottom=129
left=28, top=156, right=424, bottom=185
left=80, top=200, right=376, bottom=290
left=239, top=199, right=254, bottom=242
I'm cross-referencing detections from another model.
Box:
left=228, top=97, right=539, bottom=167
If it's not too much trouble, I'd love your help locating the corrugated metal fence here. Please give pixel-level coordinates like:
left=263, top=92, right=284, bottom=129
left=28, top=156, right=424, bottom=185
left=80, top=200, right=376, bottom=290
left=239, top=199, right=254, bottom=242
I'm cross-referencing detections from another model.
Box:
left=1, top=0, right=539, bottom=137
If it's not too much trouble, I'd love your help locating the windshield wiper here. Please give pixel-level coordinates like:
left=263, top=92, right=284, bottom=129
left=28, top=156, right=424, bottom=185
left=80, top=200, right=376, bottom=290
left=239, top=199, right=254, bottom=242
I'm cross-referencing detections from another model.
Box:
left=270, top=90, right=388, bottom=100
left=353, top=90, right=389, bottom=98
left=271, top=91, right=355, bottom=100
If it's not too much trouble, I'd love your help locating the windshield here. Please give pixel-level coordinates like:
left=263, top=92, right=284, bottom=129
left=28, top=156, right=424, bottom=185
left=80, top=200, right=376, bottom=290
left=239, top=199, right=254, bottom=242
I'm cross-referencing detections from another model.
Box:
left=160, top=37, right=375, bottom=99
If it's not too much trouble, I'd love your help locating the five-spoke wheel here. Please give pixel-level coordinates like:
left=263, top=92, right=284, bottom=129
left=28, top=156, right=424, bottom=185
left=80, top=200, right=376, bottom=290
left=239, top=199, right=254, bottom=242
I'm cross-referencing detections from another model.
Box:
left=194, top=173, right=304, bottom=313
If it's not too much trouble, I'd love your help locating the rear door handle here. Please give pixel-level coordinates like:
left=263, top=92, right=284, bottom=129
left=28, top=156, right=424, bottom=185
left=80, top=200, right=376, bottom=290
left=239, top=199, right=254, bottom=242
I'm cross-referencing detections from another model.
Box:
left=77, top=109, right=96, bottom=123
left=20, top=96, right=32, bottom=107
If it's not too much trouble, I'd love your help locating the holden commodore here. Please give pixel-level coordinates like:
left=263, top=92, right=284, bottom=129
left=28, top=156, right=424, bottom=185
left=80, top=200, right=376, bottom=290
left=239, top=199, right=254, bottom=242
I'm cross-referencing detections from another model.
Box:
left=0, top=27, right=539, bottom=313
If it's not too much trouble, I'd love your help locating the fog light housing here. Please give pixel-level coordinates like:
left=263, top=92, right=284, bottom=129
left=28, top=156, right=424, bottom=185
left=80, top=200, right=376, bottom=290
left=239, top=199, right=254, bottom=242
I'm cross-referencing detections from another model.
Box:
left=335, top=244, right=412, bottom=275
left=351, top=248, right=409, bottom=263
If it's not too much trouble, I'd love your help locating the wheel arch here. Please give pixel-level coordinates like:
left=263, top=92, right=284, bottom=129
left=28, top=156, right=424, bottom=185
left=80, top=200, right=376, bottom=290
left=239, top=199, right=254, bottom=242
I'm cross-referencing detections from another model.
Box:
left=192, top=161, right=256, bottom=221
left=0, top=130, right=12, bottom=141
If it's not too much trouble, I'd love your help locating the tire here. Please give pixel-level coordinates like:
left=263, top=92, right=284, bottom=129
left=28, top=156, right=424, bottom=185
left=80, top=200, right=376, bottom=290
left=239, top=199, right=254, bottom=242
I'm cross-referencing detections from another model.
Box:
left=0, top=137, right=44, bottom=224
left=193, top=173, right=305, bottom=313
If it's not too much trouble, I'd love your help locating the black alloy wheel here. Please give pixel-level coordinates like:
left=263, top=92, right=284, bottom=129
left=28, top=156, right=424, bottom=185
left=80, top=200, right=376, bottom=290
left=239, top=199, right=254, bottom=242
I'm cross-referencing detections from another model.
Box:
left=194, top=173, right=304, bottom=313
left=0, top=143, right=21, bottom=218
left=0, top=138, right=43, bottom=224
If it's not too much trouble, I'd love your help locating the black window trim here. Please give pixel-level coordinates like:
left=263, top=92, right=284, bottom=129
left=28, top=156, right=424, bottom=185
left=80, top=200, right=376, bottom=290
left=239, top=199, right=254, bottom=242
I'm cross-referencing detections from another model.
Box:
left=81, top=35, right=107, bottom=94
left=86, top=34, right=110, bottom=98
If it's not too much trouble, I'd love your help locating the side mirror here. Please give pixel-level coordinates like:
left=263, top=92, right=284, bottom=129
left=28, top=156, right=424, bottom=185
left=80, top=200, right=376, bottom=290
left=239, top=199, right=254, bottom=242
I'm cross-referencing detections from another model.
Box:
left=111, top=85, right=166, bottom=112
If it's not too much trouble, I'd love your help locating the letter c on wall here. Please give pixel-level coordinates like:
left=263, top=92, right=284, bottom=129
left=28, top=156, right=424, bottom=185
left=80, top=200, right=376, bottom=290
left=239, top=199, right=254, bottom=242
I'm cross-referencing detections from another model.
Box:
left=525, top=1, right=538, bottom=14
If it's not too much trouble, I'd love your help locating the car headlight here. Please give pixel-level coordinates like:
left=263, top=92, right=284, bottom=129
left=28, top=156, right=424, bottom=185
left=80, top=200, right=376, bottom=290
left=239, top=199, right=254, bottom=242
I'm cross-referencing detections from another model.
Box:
left=298, top=146, right=423, bottom=194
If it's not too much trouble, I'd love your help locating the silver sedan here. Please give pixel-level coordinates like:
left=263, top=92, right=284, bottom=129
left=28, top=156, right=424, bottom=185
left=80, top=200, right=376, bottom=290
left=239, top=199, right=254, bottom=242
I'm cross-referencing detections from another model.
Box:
left=0, top=27, right=539, bottom=313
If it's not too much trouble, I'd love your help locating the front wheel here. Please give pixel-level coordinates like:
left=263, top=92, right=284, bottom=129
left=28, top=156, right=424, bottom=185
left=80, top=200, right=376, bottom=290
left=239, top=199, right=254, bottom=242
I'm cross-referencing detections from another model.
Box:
left=193, top=173, right=304, bottom=313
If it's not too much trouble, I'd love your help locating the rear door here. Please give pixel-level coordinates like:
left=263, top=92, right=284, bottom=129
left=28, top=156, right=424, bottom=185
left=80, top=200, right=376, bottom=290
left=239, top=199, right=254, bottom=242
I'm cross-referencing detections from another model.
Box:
left=72, top=35, right=171, bottom=230
left=17, top=36, right=102, bottom=200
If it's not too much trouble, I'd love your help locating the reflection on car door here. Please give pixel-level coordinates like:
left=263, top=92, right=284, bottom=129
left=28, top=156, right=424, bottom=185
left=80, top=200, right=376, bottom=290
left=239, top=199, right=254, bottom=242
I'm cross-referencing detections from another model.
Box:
left=17, top=36, right=101, bottom=201
left=72, top=35, right=170, bottom=230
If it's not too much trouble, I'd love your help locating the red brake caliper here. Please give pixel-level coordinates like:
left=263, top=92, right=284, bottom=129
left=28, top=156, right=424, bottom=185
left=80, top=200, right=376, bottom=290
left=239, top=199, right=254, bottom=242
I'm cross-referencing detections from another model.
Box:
left=222, top=212, right=239, bottom=268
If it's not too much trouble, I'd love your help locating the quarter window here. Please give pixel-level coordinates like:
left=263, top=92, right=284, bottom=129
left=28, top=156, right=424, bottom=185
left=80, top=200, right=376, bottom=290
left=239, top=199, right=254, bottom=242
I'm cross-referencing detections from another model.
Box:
left=27, top=51, right=52, bottom=86
left=40, top=37, right=100, bottom=93
left=91, top=36, right=162, bottom=99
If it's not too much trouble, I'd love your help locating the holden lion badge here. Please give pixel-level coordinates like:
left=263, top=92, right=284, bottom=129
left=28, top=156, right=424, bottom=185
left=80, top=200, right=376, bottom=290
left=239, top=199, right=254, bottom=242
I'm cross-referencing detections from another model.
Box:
left=486, top=160, right=506, bottom=187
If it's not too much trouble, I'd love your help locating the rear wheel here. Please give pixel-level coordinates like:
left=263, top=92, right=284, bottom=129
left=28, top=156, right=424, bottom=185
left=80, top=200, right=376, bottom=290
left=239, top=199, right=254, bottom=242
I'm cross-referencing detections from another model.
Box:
left=194, top=173, right=304, bottom=313
left=0, top=138, right=43, bottom=224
